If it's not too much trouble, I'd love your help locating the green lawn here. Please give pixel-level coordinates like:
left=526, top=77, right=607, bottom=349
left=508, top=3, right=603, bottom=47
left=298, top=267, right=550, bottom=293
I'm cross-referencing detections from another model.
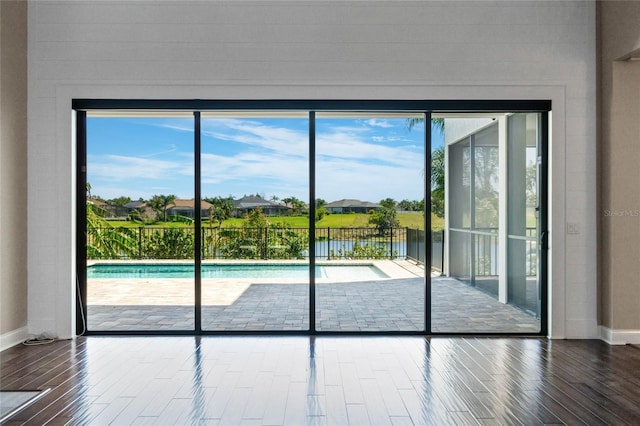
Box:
left=105, top=212, right=445, bottom=231
left=272, top=212, right=443, bottom=230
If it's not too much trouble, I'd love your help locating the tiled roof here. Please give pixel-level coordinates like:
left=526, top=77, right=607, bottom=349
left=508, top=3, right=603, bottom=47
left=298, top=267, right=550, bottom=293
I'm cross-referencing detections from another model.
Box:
left=233, top=195, right=288, bottom=209
left=125, top=200, right=146, bottom=209
left=168, top=199, right=213, bottom=209
left=324, top=199, right=380, bottom=208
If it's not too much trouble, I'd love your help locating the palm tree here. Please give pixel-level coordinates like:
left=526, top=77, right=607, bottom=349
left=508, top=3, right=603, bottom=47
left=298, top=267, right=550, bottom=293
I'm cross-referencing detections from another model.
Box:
left=86, top=202, right=138, bottom=259
left=431, top=146, right=445, bottom=217
left=205, top=196, right=234, bottom=228
left=282, top=196, right=306, bottom=216
left=148, top=194, right=177, bottom=222
left=407, top=118, right=446, bottom=218
left=407, top=117, right=444, bottom=132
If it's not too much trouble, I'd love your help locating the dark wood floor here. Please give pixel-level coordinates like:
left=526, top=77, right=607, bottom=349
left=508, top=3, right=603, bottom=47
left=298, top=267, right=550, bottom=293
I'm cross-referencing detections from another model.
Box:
left=2, top=337, right=640, bottom=425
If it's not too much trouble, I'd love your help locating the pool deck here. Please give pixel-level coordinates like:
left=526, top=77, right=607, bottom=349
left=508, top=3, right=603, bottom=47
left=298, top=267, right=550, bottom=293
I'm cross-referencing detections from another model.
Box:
left=86, top=260, right=540, bottom=333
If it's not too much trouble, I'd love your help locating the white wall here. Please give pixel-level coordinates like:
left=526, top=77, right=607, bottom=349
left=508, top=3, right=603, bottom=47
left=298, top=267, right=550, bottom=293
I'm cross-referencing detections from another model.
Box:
left=27, top=0, right=597, bottom=339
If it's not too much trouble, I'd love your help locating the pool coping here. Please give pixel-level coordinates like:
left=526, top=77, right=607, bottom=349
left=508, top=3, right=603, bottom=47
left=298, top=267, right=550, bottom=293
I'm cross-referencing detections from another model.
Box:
left=86, top=259, right=424, bottom=280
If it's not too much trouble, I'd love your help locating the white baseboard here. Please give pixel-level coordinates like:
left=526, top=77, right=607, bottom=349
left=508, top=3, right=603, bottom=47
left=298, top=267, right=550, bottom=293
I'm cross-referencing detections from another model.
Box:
left=600, top=326, right=640, bottom=345
left=0, top=326, right=28, bottom=352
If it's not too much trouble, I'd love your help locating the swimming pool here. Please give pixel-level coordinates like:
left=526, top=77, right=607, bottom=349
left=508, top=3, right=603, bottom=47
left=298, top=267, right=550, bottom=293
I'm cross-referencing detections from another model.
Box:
left=87, top=264, right=389, bottom=280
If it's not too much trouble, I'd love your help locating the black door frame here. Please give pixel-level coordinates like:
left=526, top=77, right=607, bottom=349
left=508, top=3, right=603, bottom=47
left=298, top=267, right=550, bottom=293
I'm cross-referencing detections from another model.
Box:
left=74, top=99, right=550, bottom=336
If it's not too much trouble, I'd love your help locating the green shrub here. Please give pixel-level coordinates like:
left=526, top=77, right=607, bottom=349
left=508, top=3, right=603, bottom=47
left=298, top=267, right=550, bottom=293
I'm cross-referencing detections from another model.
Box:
left=329, top=239, right=396, bottom=260
left=142, top=228, right=195, bottom=259
left=216, top=208, right=309, bottom=260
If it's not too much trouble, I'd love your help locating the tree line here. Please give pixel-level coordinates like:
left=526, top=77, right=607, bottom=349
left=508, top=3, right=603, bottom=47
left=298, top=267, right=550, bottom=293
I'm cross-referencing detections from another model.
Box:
left=88, top=187, right=436, bottom=226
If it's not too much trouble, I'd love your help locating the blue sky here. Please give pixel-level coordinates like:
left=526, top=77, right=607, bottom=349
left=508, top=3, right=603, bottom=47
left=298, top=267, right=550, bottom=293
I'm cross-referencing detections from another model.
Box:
left=87, top=115, right=443, bottom=203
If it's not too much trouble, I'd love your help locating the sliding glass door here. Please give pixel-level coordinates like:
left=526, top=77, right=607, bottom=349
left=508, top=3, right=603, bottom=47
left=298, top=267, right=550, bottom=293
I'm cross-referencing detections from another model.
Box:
left=200, top=114, right=310, bottom=331
left=76, top=101, right=548, bottom=335
left=507, top=113, right=543, bottom=319
left=434, top=112, right=543, bottom=333
left=85, top=114, right=195, bottom=331
left=315, top=113, right=426, bottom=332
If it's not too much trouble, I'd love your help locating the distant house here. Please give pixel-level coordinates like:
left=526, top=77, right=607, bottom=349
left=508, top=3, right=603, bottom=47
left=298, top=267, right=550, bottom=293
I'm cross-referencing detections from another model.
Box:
left=167, top=199, right=213, bottom=219
left=124, top=200, right=146, bottom=211
left=87, top=197, right=113, bottom=217
left=87, top=197, right=109, bottom=211
left=232, top=195, right=291, bottom=217
left=124, top=200, right=155, bottom=220
left=324, top=199, right=381, bottom=214
left=86, top=197, right=123, bottom=218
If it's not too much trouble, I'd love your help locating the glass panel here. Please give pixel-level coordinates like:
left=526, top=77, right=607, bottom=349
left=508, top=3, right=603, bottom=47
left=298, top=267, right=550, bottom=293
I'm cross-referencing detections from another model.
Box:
left=473, top=125, right=500, bottom=298
left=446, top=138, right=472, bottom=287
left=507, top=113, right=540, bottom=316
left=434, top=113, right=541, bottom=333
left=448, top=140, right=471, bottom=230
left=315, top=113, right=426, bottom=332
left=447, top=231, right=471, bottom=286
left=473, top=126, right=499, bottom=229
left=86, top=115, right=195, bottom=331
left=81, top=106, right=544, bottom=335
left=200, top=115, right=309, bottom=331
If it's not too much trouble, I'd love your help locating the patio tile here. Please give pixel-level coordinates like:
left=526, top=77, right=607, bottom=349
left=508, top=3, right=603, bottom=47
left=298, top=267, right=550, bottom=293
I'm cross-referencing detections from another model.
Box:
left=86, top=261, right=540, bottom=333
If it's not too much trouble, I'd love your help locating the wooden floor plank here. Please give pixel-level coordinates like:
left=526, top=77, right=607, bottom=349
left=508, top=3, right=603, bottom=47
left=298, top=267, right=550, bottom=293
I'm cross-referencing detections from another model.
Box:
left=324, top=385, right=349, bottom=425
left=219, top=387, right=252, bottom=425
left=535, top=379, right=613, bottom=425
left=340, top=362, right=365, bottom=404
left=346, top=403, right=370, bottom=425
left=18, top=384, right=90, bottom=425
left=35, top=395, right=98, bottom=426
left=87, top=396, right=134, bottom=425
left=2, top=345, right=85, bottom=391
left=359, top=378, right=392, bottom=425
left=240, top=371, right=275, bottom=420
left=398, top=385, right=451, bottom=425
left=5, top=378, right=87, bottom=423
left=3, top=337, right=640, bottom=425
left=261, top=374, right=290, bottom=425
left=283, top=382, right=308, bottom=425
left=447, top=410, right=482, bottom=426
left=373, top=370, right=410, bottom=418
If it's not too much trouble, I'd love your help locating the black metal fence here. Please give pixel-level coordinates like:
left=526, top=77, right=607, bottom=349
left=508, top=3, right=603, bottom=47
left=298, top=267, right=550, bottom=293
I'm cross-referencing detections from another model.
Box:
left=432, top=230, right=445, bottom=272
left=88, top=226, right=409, bottom=261
left=314, top=227, right=406, bottom=260
left=406, top=229, right=445, bottom=272
left=406, top=228, right=425, bottom=266
left=87, top=225, right=534, bottom=275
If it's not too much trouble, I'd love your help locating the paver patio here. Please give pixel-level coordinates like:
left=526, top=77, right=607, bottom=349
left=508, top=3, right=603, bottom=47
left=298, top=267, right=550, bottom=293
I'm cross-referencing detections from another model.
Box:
left=86, top=260, right=540, bottom=333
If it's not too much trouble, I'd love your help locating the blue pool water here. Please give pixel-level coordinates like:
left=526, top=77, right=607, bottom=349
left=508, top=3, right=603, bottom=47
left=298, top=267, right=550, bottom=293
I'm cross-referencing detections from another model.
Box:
left=87, top=264, right=388, bottom=279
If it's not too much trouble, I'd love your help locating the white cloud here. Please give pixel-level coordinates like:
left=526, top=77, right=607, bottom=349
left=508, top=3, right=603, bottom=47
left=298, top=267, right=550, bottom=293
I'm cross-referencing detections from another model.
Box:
left=316, top=132, right=421, bottom=168
left=202, top=119, right=424, bottom=200
left=316, top=156, right=424, bottom=202
left=89, top=117, right=425, bottom=203
left=201, top=152, right=308, bottom=187
left=201, top=118, right=308, bottom=157
left=139, top=144, right=178, bottom=158
left=154, top=122, right=194, bottom=133
left=88, top=154, right=190, bottom=181
left=364, top=119, right=394, bottom=128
